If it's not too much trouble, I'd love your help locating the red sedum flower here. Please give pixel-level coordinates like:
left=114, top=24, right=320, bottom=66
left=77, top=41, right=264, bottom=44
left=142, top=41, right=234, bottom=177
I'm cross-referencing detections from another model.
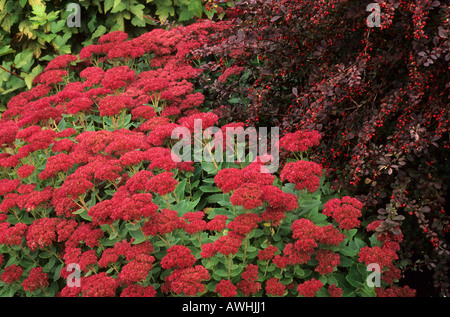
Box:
left=145, top=172, right=179, bottom=196
left=265, top=277, right=286, bottom=296
left=297, top=278, right=324, bottom=297
left=215, top=279, right=237, bottom=297
left=323, top=196, right=363, bottom=230
left=280, top=160, right=323, bottom=193
left=230, top=183, right=264, bottom=210
left=1, top=264, right=23, bottom=284
left=22, top=267, right=49, bottom=293
left=279, top=130, right=321, bottom=153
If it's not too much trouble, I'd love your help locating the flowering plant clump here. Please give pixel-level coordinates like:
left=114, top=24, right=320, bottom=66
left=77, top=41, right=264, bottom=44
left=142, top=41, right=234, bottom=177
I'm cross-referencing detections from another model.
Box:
left=0, top=20, right=415, bottom=297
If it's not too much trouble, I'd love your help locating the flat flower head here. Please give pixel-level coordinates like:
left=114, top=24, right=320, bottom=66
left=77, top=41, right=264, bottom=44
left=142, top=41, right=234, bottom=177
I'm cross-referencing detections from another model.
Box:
left=80, top=66, right=105, bottom=85
left=45, top=54, right=78, bottom=71
left=97, top=94, right=134, bottom=117
left=33, top=69, right=68, bottom=85
left=101, top=66, right=135, bottom=91
left=0, top=120, right=19, bottom=145
left=227, top=213, right=261, bottom=236
left=178, top=112, right=219, bottom=133
left=280, top=160, right=323, bottom=193
left=279, top=130, right=321, bottom=153
left=297, top=278, right=324, bottom=297
left=142, top=209, right=186, bottom=236
left=214, top=168, right=244, bottom=193
left=80, top=272, right=118, bottom=297
left=145, top=172, right=178, bottom=196
left=323, top=196, right=363, bottom=230
left=1, top=265, right=23, bottom=284
left=230, top=183, right=264, bottom=210
left=265, top=278, right=286, bottom=297
left=98, top=31, right=128, bottom=44
left=26, top=217, right=58, bottom=251
left=161, top=245, right=196, bottom=269
left=215, top=280, right=237, bottom=297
